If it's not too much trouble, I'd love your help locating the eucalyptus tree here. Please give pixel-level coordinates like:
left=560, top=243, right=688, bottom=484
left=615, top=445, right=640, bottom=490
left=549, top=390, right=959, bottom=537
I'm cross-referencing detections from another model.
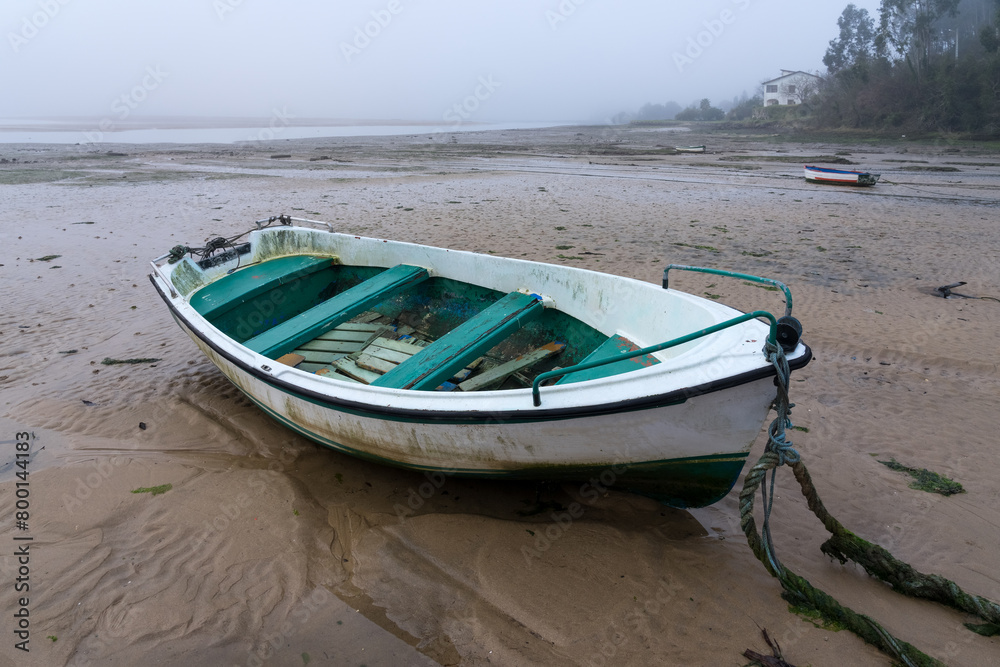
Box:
left=824, top=4, right=878, bottom=72
left=876, top=0, right=961, bottom=75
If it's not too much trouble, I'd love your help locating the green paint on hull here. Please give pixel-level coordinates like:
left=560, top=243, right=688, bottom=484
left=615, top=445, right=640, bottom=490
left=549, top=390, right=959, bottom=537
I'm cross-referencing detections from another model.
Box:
left=241, top=388, right=745, bottom=509
left=170, top=258, right=209, bottom=296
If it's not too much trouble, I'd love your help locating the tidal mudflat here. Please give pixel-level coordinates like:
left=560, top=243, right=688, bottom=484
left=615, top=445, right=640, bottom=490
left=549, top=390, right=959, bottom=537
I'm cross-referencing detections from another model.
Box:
left=2, top=124, right=999, bottom=665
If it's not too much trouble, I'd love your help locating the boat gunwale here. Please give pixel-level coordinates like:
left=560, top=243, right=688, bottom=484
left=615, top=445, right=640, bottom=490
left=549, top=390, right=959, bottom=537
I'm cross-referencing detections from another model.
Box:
left=804, top=165, right=870, bottom=175
left=168, top=225, right=777, bottom=362
left=151, top=273, right=812, bottom=424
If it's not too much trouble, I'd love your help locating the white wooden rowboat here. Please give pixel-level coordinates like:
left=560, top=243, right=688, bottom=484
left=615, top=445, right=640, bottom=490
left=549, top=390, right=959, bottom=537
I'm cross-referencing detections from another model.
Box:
left=149, top=216, right=810, bottom=508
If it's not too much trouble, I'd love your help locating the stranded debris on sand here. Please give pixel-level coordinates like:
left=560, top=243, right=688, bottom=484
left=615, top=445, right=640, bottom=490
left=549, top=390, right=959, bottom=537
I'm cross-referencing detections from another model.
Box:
left=878, top=458, right=965, bottom=496
left=100, top=357, right=162, bottom=365
left=131, top=484, right=172, bottom=496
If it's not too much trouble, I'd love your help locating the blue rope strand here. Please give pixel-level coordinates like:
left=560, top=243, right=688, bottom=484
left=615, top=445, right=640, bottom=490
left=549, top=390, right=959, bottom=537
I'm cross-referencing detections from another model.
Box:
left=759, top=341, right=800, bottom=576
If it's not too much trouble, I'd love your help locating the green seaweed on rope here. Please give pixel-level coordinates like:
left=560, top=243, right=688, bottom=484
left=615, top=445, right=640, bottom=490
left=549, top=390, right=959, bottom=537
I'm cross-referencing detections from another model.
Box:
left=739, top=342, right=1000, bottom=667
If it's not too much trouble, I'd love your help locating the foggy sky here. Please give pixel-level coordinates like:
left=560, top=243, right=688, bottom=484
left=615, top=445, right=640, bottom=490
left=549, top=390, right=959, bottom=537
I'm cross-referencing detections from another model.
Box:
left=1, top=0, right=883, bottom=123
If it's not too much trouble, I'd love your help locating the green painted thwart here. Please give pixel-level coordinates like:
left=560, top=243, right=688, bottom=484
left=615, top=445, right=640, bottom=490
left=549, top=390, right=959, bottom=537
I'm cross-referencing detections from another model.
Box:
left=190, top=255, right=336, bottom=320
left=556, top=334, right=660, bottom=385
left=244, top=264, right=429, bottom=358
left=361, top=277, right=606, bottom=369
left=208, top=264, right=384, bottom=342
left=195, top=258, right=605, bottom=372
left=534, top=309, right=778, bottom=406
left=372, top=291, right=543, bottom=390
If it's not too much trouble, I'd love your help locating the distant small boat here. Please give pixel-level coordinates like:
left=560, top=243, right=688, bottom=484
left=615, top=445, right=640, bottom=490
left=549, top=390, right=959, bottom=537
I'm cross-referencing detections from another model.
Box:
left=804, top=165, right=880, bottom=186
left=150, top=216, right=810, bottom=508
left=675, top=145, right=706, bottom=154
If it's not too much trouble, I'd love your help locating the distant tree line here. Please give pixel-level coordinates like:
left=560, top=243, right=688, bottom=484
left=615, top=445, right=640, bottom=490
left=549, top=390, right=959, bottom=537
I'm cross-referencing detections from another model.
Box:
left=676, top=99, right=726, bottom=121
left=615, top=96, right=755, bottom=124
left=615, top=0, right=997, bottom=134
left=816, top=0, right=1000, bottom=133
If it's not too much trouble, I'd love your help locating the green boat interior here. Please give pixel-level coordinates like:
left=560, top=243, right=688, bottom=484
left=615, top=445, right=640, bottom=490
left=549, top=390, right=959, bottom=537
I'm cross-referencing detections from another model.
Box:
left=188, top=254, right=660, bottom=391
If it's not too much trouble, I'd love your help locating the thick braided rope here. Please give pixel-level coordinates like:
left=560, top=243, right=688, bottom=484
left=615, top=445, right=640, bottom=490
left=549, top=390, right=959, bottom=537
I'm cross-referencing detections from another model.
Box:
left=740, top=450, right=942, bottom=666
left=739, top=343, right=944, bottom=666
left=793, top=462, right=1000, bottom=627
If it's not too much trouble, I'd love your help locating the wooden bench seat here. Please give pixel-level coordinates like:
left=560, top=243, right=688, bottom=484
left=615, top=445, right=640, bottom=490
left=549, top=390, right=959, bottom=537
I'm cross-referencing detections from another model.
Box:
left=244, top=264, right=429, bottom=358
left=372, top=291, right=544, bottom=391
left=457, top=342, right=565, bottom=392
left=555, top=334, right=660, bottom=385
left=292, top=323, right=387, bottom=371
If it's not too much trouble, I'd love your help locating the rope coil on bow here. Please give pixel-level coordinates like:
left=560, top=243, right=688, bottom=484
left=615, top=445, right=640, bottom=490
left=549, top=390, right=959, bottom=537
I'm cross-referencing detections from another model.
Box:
left=168, top=214, right=295, bottom=264
left=166, top=235, right=237, bottom=264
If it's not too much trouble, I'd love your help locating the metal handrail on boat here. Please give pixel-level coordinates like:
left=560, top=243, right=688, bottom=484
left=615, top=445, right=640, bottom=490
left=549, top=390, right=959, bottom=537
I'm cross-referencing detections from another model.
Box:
left=286, top=216, right=333, bottom=230
left=662, top=264, right=792, bottom=319
left=149, top=255, right=178, bottom=298
left=253, top=215, right=334, bottom=231
left=531, top=310, right=778, bottom=407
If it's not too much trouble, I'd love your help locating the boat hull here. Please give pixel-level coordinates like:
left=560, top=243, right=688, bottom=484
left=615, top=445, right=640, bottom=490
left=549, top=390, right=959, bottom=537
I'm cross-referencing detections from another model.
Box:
left=173, top=312, right=774, bottom=507
left=804, top=165, right=879, bottom=186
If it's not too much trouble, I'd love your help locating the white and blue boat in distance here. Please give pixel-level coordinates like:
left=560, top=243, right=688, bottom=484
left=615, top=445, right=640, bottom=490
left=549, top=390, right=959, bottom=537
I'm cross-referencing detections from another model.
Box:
left=150, top=216, right=811, bottom=508
left=804, top=164, right=880, bottom=186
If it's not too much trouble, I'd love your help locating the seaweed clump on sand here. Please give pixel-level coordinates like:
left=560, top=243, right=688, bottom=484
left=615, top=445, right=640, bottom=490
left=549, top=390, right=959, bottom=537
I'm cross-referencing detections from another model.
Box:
left=101, top=357, right=161, bottom=365
left=131, top=484, right=172, bottom=496
left=878, top=458, right=965, bottom=496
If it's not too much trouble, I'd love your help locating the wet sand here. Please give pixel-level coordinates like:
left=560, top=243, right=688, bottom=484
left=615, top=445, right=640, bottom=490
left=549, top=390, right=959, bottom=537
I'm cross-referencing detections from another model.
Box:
left=2, top=125, right=999, bottom=666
